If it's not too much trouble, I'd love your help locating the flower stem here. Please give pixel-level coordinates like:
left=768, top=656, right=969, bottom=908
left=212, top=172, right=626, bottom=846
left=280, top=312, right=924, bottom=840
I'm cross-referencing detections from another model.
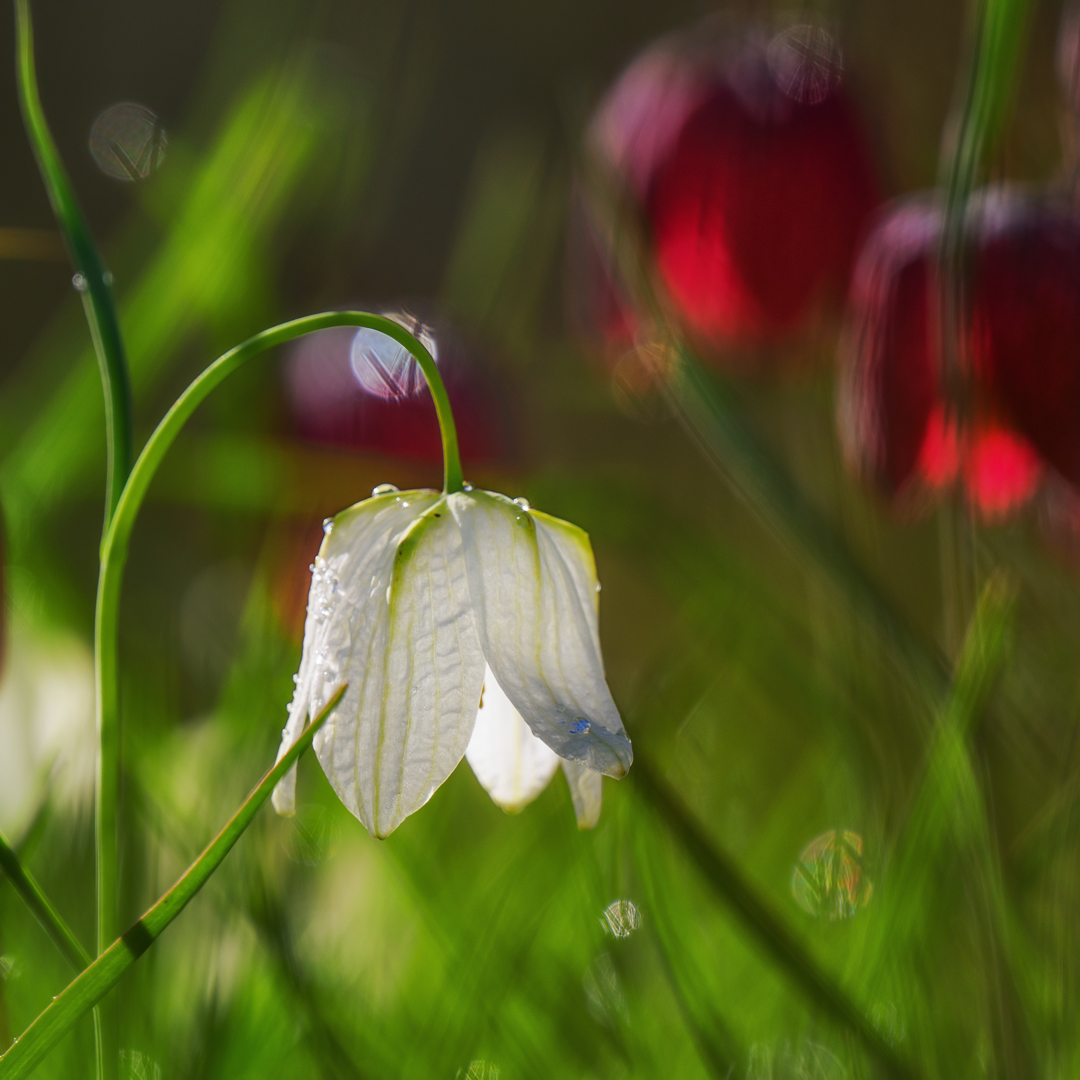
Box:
left=92, top=311, right=460, bottom=1017
left=0, top=831, right=90, bottom=972
left=0, top=685, right=345, bottom=1080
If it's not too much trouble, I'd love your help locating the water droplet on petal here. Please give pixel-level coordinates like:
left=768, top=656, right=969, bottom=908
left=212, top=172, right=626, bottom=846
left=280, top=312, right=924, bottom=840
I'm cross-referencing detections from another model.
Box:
left=72, top=273, right=88, bottom=292
left=372, top=483, right=399, bottom=496
left=570, top=718, right=591, bottom=735
left=102, top=270, right=114, bottom=287
left=791, top=829, right=872, bottom=919
left=292, top=673, right=300, bottom=684
left=513, top=496, right=530, bottom=510
left=595, top=582, right=602, bottom=593
left=462, top=482, right=474, bottom=492
left=322, top=517, right=335, bottom=535
left=385, top=585, right=392, bottom=605
left=601, top=900, right=642, bottom=938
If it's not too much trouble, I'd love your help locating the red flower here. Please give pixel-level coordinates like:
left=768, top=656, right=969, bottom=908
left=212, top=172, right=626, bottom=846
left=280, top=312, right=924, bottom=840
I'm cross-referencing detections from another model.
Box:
left=646, top=32, right=880, bottom=351
left=839, top=190, right=1080, bottom=520
left=573, top=22, right=881, bottom=366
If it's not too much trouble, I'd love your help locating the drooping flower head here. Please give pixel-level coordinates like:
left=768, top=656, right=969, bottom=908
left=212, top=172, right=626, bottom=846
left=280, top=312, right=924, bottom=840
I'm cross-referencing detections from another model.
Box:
left=839, top=188, right=1080, bottom=519
left=273, top=321, right=631, bottom=836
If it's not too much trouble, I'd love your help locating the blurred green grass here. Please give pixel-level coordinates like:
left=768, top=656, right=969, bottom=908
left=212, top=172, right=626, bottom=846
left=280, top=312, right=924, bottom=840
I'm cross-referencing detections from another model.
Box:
left=3, top=0, right=1080, bottom=1077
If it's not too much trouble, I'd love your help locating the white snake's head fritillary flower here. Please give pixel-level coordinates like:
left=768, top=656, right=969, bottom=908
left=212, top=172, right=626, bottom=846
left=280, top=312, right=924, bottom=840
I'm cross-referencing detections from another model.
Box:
left=272, top=486, right=631, bottom=838
left=465, top=665, right=602, bottom=828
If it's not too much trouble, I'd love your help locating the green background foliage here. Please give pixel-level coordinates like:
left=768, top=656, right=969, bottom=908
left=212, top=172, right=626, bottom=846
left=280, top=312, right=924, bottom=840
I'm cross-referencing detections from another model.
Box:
left=1, top=0, right=1079, bottom=1077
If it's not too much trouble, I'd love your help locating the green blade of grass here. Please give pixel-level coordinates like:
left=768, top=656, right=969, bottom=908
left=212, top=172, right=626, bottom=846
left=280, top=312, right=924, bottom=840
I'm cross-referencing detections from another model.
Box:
left=0, top=683, right=345, bottom=1080
left=13, top=0, right=133, bottom=530
left=632, top=758, right=915, bottom=1080
left=865, top=575, right=1033, bottom=1075
left=0, top=831, right=90, bottom=972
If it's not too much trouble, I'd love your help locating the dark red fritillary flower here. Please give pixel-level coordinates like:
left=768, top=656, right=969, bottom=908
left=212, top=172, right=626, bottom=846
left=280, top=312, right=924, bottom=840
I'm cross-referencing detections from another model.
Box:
left=646, top=39, right=881, bottom=351
left=572, top=22, right=881, bottom=369
left=838, top=190, right=1080, bottom=520
left=284, top=308, right=516, bottom=467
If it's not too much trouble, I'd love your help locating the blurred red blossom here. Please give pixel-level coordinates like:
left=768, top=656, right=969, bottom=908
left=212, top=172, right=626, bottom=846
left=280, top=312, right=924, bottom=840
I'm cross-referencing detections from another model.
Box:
left=839, top=190, right=1080, bottom=521
left=571, top=20, right=881, bottom=372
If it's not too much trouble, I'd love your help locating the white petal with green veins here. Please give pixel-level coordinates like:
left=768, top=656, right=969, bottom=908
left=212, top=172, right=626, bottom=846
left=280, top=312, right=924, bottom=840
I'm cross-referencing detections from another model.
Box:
left=274, top=490, right=485, bottom=838
left=449, top=490, right=632, bottom=778
left=466, top=666, right=560, bottom=812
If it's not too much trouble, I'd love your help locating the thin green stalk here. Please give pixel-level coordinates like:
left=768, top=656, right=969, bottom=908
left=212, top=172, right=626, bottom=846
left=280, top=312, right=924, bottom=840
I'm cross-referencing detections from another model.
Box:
left=0, top=831, right=90, bottom=972
left=13, top=0, right=133, bottom=528
left=0, top=684, right=345, bottom=1080
left=14, top=12, right=134, bottom=1069
left=631, top=759, right=915, bottom=1080
left=93, top=310, right=458, bottom=947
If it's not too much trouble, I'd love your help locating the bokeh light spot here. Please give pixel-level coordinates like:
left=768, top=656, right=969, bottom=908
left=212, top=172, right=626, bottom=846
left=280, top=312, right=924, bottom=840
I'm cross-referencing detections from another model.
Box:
left=89, top=103, right=167, bottom=181
left=767, top=24, right=844, bottom=105
left=791, top=829, right=872, bottom=919
left=601, top=899, right=642, bottom=938
left=350, top=311, right=438, bottom=401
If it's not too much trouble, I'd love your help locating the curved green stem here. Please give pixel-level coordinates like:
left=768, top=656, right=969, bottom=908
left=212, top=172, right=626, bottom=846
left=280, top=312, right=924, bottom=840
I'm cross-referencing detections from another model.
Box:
left=0, top=685, right=345, bottom=1080
left=94, top=310, right=458, bottom=936
left=13, top=0, right=133, bottom=529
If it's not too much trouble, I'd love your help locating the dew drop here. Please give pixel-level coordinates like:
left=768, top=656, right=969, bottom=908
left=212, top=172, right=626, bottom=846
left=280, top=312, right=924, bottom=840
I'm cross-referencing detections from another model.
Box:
left=513, top=496, right=530, bottom=511
left=462, top=482, right=474, bottom=492
left=322, top=517, right=335, bottom=535
left=372, top=483, right=399, bottom=496
left=570, top=718, right=591, bottom=735
left=102, top=270, right=114, bottom=287
left=72, top=273, right=88, bottom=293
left=292, top=673, right=300, bottom=684
left=385, top=585, right=392, bottom=605
left=595, top=582, right=602, bottom=593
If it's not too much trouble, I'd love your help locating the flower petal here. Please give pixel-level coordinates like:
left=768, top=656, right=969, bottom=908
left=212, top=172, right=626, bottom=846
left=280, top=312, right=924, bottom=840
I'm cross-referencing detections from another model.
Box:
left=561, top=759, right=602, bottom=829
left=449, top=490, right=632, bottom=778
left=465, top=665, right=560, bottom=812
left=273, top=489, right=485, bottom=837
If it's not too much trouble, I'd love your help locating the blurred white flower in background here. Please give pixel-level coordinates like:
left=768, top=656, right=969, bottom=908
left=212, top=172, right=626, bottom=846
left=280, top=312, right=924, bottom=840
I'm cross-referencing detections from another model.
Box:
left=0, top=623, right=96, bottom=838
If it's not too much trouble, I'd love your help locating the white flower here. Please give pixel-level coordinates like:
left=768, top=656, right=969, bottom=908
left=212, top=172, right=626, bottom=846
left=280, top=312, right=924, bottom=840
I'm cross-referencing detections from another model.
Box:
left=465, top=664, right=602, bottom=828
left=273, top=486, right=631, bottom=838
left=0, top=625, right=96, bottom=838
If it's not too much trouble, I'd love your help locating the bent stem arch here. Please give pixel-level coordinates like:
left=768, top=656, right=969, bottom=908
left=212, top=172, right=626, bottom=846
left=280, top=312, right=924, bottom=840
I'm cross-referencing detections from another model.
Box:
left=94, top=310, right=459, bottom=950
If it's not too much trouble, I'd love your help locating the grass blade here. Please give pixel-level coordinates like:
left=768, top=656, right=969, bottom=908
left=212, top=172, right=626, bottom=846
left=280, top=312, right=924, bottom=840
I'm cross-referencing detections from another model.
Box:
left=13, top=0, right=133, bottom=528
left=0, top=683, right=346, bottom=1080
left=632, top=758, right=915, bottom=1080
left=0, top=831, right=90, bottom=972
